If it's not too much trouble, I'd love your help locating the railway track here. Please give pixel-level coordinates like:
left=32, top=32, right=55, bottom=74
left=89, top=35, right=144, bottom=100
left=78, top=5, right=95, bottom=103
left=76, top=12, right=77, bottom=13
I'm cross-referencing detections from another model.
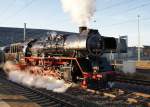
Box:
left=0, top=70, right=150, bottom=107
left=42, top=86, right=150, bottom=107
left=0, top=71, right=108, bottom=107
left=113, top=77, right=150, bottom=95
left=115, top=77, right=150, bottom=86
left=0, top=71, right=77, bottom=107
left=37, top=88, right=100, bottom=107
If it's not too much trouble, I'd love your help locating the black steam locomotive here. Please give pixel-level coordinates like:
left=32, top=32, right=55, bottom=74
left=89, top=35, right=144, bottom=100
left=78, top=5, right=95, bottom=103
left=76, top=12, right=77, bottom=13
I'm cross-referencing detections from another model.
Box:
left=23, top=27, right=127, bottom=89
left=0, top=27, right=127, bottom=89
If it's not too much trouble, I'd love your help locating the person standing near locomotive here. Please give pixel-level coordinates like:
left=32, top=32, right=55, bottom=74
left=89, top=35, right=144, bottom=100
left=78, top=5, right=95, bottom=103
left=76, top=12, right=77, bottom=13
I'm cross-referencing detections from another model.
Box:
left=25, top=44, right=32, bottom=57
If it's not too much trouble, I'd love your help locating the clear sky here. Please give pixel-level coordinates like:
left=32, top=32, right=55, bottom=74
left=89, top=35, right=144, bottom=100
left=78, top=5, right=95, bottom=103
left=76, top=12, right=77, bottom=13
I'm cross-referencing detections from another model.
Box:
left=0, top=0, right=150, bottom=46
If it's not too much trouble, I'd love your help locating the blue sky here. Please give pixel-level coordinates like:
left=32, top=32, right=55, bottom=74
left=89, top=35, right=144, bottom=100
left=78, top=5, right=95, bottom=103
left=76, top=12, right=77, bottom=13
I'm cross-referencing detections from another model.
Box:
left=0, top=0, right=150, bottom=46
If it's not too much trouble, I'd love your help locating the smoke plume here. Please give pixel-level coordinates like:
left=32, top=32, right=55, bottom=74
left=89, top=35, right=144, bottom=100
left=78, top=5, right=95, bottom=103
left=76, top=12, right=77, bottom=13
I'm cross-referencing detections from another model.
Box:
left=60, top=0, right=96, bottom=26
left=3, top=61, right=72, bottom=93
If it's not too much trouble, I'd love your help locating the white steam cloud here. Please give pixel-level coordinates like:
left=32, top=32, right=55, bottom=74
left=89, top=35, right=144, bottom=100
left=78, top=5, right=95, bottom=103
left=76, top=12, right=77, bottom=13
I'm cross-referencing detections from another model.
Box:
left=3, top=61, right=72, bottom=93
left=60, top=0, right=96, bottom=26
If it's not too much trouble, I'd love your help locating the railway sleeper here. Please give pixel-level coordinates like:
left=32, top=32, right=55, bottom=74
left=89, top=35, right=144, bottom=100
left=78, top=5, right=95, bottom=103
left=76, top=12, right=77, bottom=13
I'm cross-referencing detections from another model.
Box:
left=12, top=89, right=34, bottom=94
left=38, top=102, right=60, bottom=107
left=50, top=104, right=65, bottom=107
left=18, top=93, right=39, bottom=97
left=26, top=96, right=48, bottom=100
left=32, top=98, right=52, bottom=103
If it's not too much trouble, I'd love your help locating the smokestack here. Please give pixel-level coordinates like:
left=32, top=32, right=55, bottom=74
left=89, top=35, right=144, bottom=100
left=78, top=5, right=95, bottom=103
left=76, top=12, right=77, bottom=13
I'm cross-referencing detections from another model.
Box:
left=88, top=29, right=98, bottom=34
left=79, top=26, right=87, bottom=33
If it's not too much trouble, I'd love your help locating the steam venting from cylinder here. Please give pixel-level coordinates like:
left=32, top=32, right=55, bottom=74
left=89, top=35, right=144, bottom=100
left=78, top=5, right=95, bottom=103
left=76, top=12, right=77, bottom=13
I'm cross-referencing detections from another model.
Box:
left=3, top=61, right=72, bottom=93
left=60, top=0, right=96, bottom=26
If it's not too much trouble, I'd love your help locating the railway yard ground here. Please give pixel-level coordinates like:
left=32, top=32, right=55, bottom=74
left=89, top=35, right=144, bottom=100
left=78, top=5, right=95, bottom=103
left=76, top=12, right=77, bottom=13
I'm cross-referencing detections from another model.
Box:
left=0, top=69, right=150, bottom=107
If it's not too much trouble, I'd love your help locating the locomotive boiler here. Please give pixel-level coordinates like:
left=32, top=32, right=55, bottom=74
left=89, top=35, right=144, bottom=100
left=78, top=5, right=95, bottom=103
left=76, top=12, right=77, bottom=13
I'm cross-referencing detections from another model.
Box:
left=26, top=27, right=117, bottom=58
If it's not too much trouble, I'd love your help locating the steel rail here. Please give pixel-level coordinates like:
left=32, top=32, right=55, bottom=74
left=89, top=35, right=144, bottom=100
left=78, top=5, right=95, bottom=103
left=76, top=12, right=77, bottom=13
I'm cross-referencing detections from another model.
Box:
left=115, top=77, right=150, bottom=86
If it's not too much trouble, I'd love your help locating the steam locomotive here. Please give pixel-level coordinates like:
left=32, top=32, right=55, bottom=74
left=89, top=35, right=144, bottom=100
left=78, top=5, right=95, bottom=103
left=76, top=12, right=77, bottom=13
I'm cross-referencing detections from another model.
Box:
left=1, top=27, right=127, bottom=89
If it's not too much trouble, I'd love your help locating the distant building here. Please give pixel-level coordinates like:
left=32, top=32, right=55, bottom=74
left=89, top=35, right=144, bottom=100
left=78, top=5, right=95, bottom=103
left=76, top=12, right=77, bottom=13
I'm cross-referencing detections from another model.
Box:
left=127, top=46, right=149, bottom=60
left=127, top=47, right=143, bottom=59
left=105, top=46, right=150, bottom=61
left=0, top=27, right=75, bottom=46
left=143, top=46, right=150, bottom=59
left=127, top=47, right=137, bottom=58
